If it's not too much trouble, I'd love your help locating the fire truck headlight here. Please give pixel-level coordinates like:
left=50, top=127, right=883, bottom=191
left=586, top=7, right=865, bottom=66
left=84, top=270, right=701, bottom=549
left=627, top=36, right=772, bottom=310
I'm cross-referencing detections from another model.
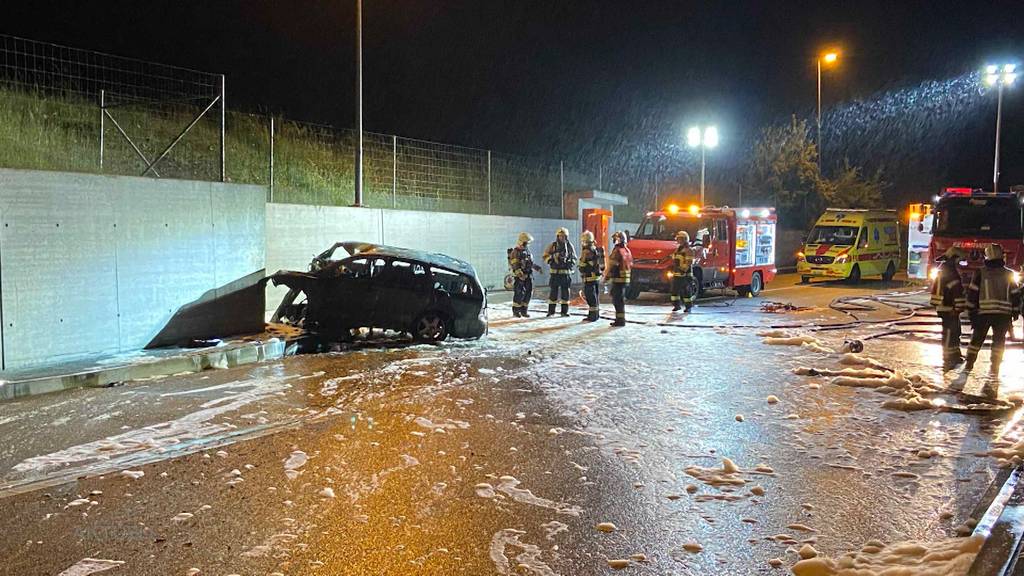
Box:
left=929, top=267, right=940, bottom=281
left=666, top=271, right=674, bottom=278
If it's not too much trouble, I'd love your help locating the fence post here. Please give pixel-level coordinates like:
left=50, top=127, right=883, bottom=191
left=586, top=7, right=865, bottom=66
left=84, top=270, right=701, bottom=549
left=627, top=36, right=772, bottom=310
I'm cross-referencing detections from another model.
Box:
left=559, top=161, right=565, bottom=217
left=268, top=116, right=275, bottom=202
left=392, top=135, right=398, bottom=209
left=487, top=150, right=492, bottom=215
left=99, top=89, right=105, bottom=170
left=219, top=74, right=226, bottom=182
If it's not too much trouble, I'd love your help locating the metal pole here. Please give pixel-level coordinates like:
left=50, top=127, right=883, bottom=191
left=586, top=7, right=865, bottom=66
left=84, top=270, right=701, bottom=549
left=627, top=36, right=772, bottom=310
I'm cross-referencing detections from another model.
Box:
left=99, top=89, right=105, bottom=170
left=220, top=75, right=226, bottom=182
left=269, top=116, right=275, bottom=202
left=392, top=135, right=397, bottom=208
left=354, top=0, right=364, bottom=207
left=816, top=58, right=822, bottom=172
left=994, top=82, right=1004, bottom=193
left=561, top=158, right=569, bottom=215
left=700, top=145, right=706, bottom=206
left=598, top=165, right=603, bottom=190
left=487, top=150, right=492, bottom=215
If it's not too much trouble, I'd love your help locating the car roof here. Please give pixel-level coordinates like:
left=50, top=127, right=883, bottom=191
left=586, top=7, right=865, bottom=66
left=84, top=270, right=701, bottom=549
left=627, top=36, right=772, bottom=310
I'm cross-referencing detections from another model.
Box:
left=327, top=241, right=478, bottom=278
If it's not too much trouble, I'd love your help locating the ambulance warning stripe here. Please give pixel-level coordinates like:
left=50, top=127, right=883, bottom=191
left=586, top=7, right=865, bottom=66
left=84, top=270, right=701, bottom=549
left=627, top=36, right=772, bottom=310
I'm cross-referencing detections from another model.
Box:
left=856, top=251, right=901, bottom=262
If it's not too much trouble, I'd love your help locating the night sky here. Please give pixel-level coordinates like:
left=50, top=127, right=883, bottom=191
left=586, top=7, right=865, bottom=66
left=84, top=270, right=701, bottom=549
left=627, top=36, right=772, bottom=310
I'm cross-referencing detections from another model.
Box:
left=4, top=0, right=1023, bottom=204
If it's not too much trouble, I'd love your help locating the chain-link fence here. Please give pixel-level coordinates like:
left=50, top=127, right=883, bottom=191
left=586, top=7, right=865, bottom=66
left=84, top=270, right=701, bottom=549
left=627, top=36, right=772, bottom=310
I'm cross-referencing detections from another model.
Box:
left=0, top=33, right=616, bottom=218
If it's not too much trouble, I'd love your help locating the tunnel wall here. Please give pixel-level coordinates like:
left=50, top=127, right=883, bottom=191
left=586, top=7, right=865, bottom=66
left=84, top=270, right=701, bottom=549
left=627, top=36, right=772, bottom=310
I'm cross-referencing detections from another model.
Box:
left=264, top=203, right=583, bottom=315
left=0, top=168, right=266, bottom=371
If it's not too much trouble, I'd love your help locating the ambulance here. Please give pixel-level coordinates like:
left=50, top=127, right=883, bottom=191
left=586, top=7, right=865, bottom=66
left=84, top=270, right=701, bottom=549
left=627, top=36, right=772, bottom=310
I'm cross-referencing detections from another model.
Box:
left=797, top=208, right=901, bottom=284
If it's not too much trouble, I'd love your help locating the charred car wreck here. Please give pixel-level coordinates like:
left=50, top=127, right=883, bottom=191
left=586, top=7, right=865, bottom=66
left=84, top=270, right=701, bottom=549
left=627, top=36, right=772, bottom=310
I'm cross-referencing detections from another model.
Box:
left=269, top=242, right=487, bottom=343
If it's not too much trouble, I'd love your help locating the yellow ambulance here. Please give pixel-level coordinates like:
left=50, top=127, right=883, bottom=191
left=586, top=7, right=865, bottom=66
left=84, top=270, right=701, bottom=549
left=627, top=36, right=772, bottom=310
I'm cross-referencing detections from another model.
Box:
left=797, top=209, right=901, bottom=283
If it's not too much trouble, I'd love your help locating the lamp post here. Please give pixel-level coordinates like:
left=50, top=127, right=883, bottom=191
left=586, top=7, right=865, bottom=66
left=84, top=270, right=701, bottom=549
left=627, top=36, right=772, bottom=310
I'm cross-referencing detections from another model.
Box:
left=687, top=125, right=718, bottom=206
left=816, top=51, right=839, bottom=170
left=354, top=0, right=364, bottom=207
left=985, top=64, right=1017, bottom=193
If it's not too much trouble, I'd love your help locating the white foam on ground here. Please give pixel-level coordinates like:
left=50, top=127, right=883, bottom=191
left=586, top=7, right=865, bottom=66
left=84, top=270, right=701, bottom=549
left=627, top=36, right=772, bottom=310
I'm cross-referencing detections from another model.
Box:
left=57, top=558, right=125, bottom=576
left=791, top=534, right=983, bottom=575
left=486, top=476, right=583, bottom=516
left=489, top=529, right=560, bottom=576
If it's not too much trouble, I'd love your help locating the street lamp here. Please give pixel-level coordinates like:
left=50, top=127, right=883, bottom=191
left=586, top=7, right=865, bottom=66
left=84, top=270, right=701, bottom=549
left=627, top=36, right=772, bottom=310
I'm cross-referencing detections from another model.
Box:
left=687, top=125, right=718, bottom=206
left=817, top=50, right=839, bottom=169
left=984, top=63, right=1017, bottom=192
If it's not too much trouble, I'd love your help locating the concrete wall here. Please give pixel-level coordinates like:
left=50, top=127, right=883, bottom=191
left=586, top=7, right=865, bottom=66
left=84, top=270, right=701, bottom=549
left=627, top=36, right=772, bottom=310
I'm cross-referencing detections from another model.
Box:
left=0, top=169, right=266, bottom=371
left=265, top=204, right=580, bottom=314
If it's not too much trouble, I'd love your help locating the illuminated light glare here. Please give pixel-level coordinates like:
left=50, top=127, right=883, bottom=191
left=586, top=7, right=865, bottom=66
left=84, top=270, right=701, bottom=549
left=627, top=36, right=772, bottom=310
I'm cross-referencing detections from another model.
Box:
left=1014, top=271, right=1021, bottom=285
left=1005, top=64, right=1016, bottom=74
left=823, top=52, right=838, bottom=64
left=929, top=267, right=940, bottom=281
left=761, top=208, right=771, bottom=217
left=986, top=74, right=999, bottom=86
left=987, top=65, right=999, bottom=74
left=686, top=127, right=702, bottom=148
left=704, top=126, right=719, bottom=148
left=796, top=251, right=805, bottom=261
left=688, top=204, right=700, bottom=215
left=910, top=212, right=920, bottom=221
left=667, top=203, right=680, bottom=214
left=1007, top=73, right=1017, bottom=85
left=740, top=209, right=750, bottom=218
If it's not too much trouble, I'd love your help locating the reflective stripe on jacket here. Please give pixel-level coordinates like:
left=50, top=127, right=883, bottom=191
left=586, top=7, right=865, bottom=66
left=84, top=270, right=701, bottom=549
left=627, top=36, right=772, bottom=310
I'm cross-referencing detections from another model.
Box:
left=608, top=245, right=632, bottom=284
left=543, top=241, right=577, bottom=274
left=578, top=243, right=604, bottom=282
left=508, top=245, right=534, bottom=280
left=966, top=265, right=1022, bottom=316
left=672, top=244, right=696, bottom=275
left=929, top=261, right=965, bottom=313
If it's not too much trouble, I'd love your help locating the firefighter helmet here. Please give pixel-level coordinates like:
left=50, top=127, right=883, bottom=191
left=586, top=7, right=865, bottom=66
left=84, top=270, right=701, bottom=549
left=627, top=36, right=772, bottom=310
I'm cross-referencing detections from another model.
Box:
left=517, top=232, right=534, bottom=245
left=556, top=227, right=569, bottom=238
left=580, top=230, right=595, bottom=243
left=675, top=231, right=690, bottom=243
left=985, top=243, right=1005, bottom=261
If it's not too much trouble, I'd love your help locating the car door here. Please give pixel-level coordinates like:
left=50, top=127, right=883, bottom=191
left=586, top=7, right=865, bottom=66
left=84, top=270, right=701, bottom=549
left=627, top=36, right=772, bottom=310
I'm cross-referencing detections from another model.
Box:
left=703, top=218, right=731, bottom=283
left=371, top=258, right=433, bottom=331
left=321, top=256, right=379, bottom=330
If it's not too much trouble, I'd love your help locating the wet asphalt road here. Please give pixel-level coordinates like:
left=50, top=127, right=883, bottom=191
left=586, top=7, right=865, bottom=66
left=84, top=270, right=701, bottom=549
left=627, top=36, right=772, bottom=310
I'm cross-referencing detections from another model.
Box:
left=0, top=274, right=1021, bottom=575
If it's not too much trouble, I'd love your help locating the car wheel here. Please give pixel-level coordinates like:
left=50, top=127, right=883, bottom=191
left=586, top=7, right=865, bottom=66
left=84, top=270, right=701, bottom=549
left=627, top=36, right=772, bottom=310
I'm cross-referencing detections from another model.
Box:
left=413, top=312, right=449, bottom=343
left=848, top=264, right=861, bottom=284
left=882, top=261, right=896, bottom=282
left=625, top=284, right=642, bottom=300
left=800, top=275, right=810, bottom=284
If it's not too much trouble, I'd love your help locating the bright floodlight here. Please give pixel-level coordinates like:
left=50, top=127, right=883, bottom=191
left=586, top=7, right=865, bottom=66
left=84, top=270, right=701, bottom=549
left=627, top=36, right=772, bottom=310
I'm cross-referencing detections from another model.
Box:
left=823, top=52, right=838, bottom=64
left=985, top=64, right=1018, bottom=87
left=687, top=126, right=702, bottom=148
left=704, top=126, right=719, bottom=148
left=1004, top=64, right=1016, bottom=73
left=987, top=65, right=999, bottom=74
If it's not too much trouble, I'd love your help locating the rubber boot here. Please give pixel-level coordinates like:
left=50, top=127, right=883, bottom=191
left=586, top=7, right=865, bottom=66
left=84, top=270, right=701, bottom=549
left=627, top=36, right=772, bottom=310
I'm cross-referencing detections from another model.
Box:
left=547, top=303, right=556, bottom=317
left=672, top=301, right=682, bottom=312
left=560, top=304, right=570, bottom=317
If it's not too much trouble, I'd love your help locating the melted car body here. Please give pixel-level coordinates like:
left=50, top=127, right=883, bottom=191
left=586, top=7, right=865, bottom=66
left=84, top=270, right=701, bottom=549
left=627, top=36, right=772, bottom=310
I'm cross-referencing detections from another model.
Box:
left=269, top=242, right=487, bottom=342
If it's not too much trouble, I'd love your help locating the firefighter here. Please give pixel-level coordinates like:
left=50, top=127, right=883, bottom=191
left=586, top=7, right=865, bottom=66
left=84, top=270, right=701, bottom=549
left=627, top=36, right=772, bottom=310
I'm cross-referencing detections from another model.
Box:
left=965, top=243, right=1022, bottom=375
left=578, top=230, right=604, bottom=322
left=508, top=232, right=541, bottom=317
left=603, top=230, right=633, bottom=327
left=929, top=247, right=966, bottom=369
left=543, top=227, right=577, bottom=317
left=670, top=231, right=698, bottom=312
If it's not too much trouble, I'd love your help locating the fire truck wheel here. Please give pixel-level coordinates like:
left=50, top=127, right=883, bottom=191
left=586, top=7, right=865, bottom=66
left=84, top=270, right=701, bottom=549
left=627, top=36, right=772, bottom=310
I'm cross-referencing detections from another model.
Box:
left=736, top=272, right=763, bottom=298
left=847, top=264, right=862, bottom=284
left=882, top=261, right=896, bottom=282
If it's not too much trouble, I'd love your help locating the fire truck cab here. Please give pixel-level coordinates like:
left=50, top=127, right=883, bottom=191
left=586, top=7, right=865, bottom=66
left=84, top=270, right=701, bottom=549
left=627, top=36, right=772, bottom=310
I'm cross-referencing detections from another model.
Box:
left=927, top=187, right=1024, bottom=281
left=628, top=204, right=778, bottom=299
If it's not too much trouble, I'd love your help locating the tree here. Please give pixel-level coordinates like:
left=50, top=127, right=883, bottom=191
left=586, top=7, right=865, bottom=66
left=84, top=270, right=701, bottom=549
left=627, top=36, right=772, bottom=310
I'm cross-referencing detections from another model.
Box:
left=746, top=116, right=820, bottom=224
left=817, top=160, right=887, bottom=209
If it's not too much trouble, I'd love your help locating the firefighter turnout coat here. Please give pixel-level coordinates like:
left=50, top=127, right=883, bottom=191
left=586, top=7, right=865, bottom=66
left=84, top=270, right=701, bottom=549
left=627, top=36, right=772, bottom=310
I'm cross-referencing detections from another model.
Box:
left=929, top=260, right=966, bottom=313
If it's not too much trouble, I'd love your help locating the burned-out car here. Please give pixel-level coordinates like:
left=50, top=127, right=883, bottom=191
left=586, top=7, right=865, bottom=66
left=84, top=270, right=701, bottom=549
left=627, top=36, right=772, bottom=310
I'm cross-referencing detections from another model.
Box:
left=268, top=242, right=487, bottom=343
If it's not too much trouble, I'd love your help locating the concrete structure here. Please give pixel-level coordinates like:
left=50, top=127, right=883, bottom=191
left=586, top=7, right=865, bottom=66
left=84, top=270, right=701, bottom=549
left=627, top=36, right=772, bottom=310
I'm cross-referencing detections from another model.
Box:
left=264, top=204, right=581, bottom=315
left=0, top=169, right=266, bottom=371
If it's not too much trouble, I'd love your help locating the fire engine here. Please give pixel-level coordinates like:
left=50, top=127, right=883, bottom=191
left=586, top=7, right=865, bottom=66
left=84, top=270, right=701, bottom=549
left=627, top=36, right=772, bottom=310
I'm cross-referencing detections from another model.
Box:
left=927, top=187, right=1024, bottom=282
left=627, top=204, right=778, bottom=299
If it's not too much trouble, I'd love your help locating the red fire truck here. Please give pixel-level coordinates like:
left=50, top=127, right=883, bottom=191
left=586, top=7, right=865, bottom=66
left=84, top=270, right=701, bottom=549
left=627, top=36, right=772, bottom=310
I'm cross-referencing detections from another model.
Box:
left=627, top=204, right=778, bottom=299
left=927, top=187, right=1024, bottom=281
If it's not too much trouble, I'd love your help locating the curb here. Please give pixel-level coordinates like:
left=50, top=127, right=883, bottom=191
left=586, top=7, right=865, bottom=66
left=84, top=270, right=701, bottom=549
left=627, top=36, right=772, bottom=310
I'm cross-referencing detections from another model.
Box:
left=0, top=339, right=289, bottom=402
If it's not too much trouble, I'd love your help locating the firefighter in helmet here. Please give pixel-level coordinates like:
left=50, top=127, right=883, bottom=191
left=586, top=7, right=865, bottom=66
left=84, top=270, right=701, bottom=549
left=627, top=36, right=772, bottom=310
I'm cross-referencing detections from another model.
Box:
left=930, top=247, right=967, bottom=369
left=543, top=227, right=577, bottom=317
left=578, top=230, right=605, bottom=322
left=603, top=230, right=633, bottom=327
left=965, top=243, right=1022, bottom=375
left=671, top=230, right=699, bottom=312
left=508, top=232, right=541, bottom=317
